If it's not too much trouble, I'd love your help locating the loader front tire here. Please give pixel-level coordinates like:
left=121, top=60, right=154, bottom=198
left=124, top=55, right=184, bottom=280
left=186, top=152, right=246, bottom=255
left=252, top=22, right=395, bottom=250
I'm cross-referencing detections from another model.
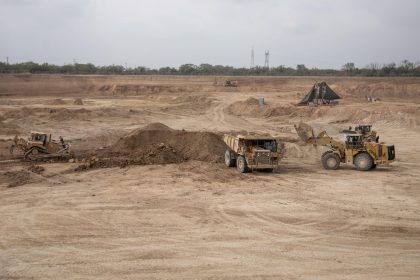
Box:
left=321, top=151, right=340, bottom=170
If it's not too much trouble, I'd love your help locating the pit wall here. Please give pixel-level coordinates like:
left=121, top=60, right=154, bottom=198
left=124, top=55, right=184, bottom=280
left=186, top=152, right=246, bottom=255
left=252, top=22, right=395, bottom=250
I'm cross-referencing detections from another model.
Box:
left=1, top=74, right=420, bottom=100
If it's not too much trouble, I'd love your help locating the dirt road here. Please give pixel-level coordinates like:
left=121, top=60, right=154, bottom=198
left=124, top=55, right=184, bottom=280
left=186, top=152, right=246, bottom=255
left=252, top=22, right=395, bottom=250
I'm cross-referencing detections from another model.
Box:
left=1, top=75, right=420, bottom=279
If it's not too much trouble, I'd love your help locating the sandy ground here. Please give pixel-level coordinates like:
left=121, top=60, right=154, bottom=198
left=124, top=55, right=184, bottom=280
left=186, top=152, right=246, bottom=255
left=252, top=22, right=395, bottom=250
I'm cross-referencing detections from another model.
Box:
left=0, top=75, right=420, bottom=279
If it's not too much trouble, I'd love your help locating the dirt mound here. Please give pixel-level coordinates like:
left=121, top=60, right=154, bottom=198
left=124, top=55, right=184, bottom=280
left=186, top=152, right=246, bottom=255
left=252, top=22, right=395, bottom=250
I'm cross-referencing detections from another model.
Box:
left=2, top=107, right=128, bottom=122
left=244, top=97, right=260, bottom=105
left=113, top=123, right=227, bottom=162
left=0, top=170, right=34, bottom=188
left=227, top=99, right=420, bottom=129
left=74, top=98, right=84, bottom=105
left=76, top=143, right=185, bottom=170
left=136, top=122, right=173, bottom=131
left=168, top=95, right=213, bottom=111
left=48, top=108, right=93, bottom=121
left=74, top=123, right=227, bottom=170
left=50, top=98, right=67, bottom=105
left=28, top=165, right=45, bottom=174
left=226, top=98, right=298, bottom=118
left=98, top=84, right=206, bottom=96
left=0, top=121, right=20, bottom=135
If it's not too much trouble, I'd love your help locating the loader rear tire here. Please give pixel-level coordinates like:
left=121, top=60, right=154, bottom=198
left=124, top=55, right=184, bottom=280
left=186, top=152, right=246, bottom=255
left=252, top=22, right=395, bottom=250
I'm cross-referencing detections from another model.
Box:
left=321, top=151, right=340, bottom=170
left=354, top=153, right=373, bottom=171
left=236, top=156, right=249, bottom=173
left=225, top=150, right=236, bottom=167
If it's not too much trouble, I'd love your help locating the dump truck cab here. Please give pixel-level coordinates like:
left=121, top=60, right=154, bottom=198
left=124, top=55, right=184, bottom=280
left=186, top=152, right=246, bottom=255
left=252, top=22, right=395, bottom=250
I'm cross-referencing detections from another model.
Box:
left=223, top=134, right=283, bottom=173
left=223, top=80, right=238, bottom=87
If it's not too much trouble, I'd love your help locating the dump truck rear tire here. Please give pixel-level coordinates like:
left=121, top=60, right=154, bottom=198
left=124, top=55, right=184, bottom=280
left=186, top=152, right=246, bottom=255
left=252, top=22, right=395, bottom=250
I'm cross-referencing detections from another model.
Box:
left=321, top=151, right=340, bottom=170
left=354, top=153, right=373, bottom=171
left=236, top=156, right=248, bottom=173
left=225, top=150, right=235, bottom=167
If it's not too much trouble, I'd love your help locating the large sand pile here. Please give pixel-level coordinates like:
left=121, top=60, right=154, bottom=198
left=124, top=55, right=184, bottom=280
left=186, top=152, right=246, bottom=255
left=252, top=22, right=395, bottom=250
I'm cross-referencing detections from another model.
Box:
left=76, top=123, right=228, bottom=170
left=114, top=123, right=227, bottom=162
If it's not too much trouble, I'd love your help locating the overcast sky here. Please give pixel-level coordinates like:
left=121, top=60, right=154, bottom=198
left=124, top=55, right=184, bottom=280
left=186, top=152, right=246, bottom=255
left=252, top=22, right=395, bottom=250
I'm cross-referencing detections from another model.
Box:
left=1, top=0, right=419, bottom=69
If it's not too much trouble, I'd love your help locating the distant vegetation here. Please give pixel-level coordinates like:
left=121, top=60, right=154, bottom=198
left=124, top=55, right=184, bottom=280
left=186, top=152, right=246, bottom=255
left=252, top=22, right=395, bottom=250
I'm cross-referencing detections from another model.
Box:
left=0, top=60, right=419, bottom=76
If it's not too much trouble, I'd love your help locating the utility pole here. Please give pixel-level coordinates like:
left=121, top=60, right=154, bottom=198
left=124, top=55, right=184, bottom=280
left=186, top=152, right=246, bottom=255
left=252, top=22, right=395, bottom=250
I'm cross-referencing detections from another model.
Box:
left=250, top=47, right=254, bottom=69
left=6, top=56, right=9, bottom=64
left=264, top=50, right=270, bottom=68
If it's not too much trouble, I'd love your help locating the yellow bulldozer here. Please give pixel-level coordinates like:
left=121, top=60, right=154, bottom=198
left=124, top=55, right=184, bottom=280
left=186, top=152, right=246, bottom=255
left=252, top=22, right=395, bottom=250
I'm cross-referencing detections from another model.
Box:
left=10, top=131, right=72, bottom=161
left=295, top=123, right=395, bottom=171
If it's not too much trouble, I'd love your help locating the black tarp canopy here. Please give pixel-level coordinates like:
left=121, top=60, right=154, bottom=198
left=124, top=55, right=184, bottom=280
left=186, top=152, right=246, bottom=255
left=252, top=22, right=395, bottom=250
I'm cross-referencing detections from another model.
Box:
left=298, top=81, right=341, bottom=105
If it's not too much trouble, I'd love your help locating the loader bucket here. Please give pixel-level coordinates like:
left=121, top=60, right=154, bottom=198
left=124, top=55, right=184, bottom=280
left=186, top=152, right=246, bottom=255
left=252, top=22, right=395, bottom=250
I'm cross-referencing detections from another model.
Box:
left=294, top=122, right=315, bottom=142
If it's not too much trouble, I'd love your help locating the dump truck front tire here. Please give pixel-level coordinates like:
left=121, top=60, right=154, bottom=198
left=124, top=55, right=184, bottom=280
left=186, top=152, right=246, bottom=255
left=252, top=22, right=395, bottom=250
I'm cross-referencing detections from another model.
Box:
left=225, top=150, right=236, bottom=167
left=321, top=151, right=340, bottom=170
left=354, top=153, right=373, bottom=171
left=236, top=155, right=248, bottom=173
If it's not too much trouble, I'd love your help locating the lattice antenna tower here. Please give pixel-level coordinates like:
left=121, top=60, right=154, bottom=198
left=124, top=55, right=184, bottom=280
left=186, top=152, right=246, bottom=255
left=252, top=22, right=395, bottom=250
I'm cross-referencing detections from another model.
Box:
left=250, top=47, right=255, bottom=69
left=264, top=50, right=270, bottom=68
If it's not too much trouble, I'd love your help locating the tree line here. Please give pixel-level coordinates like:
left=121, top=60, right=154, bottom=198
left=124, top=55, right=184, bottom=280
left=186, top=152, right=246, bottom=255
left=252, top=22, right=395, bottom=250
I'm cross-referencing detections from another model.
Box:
left=0, top=60, right=419, bottom=76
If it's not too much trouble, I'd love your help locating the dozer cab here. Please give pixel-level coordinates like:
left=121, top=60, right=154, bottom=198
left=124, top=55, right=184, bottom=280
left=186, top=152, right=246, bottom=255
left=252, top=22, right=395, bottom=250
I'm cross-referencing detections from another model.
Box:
left=223, top=80, right=238, bottom=87
left=340, top=124, right=378, bottom=142
left=10, top=131, right=71, bottom=161
left=295, top=123, right=395, bottom=171
left=223, top=134, right=284, bottom=173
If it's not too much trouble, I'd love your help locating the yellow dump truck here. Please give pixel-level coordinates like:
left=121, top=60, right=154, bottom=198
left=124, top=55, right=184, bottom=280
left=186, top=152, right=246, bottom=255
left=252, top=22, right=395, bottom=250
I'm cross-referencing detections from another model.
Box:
left=223, top=134, right=284, bottom=173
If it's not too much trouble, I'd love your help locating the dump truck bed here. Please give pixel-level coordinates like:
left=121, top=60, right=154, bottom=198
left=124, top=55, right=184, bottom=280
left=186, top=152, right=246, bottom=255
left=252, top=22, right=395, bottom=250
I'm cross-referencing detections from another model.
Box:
left=223, top=134, right=277, bottom=153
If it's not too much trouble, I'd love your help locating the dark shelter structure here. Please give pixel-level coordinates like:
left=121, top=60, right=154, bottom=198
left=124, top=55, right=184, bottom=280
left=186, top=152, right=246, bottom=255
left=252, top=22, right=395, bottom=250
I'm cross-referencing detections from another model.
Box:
left=297, top=81, right=341, bottom=106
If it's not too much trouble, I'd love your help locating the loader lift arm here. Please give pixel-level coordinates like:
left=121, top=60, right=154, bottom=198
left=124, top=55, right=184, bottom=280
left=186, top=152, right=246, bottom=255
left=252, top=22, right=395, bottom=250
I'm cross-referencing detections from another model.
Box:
left=294, top=123, right=345, bottom=156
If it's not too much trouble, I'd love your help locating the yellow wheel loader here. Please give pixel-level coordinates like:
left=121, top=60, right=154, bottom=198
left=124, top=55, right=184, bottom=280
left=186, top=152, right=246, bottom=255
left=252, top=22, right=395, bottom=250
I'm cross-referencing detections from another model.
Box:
left=295, top=123, right=395, bottom=171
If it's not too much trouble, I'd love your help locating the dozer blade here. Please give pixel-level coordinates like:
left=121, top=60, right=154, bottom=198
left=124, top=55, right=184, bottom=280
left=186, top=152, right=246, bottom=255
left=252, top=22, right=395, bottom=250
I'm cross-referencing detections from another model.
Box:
left=294, top=122, right=315, bottom=142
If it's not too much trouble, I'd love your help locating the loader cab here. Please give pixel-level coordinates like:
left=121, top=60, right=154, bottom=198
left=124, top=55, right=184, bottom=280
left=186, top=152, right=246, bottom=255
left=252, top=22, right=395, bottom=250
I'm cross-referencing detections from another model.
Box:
left=345, top=134, right=364, bottom=150
left=355, top=125, right=371, bottom=134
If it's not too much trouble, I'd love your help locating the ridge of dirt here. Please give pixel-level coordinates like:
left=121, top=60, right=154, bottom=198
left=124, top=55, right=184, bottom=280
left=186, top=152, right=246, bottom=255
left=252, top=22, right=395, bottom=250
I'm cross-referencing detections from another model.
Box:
left=227, top=98, right=420, bottom=129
